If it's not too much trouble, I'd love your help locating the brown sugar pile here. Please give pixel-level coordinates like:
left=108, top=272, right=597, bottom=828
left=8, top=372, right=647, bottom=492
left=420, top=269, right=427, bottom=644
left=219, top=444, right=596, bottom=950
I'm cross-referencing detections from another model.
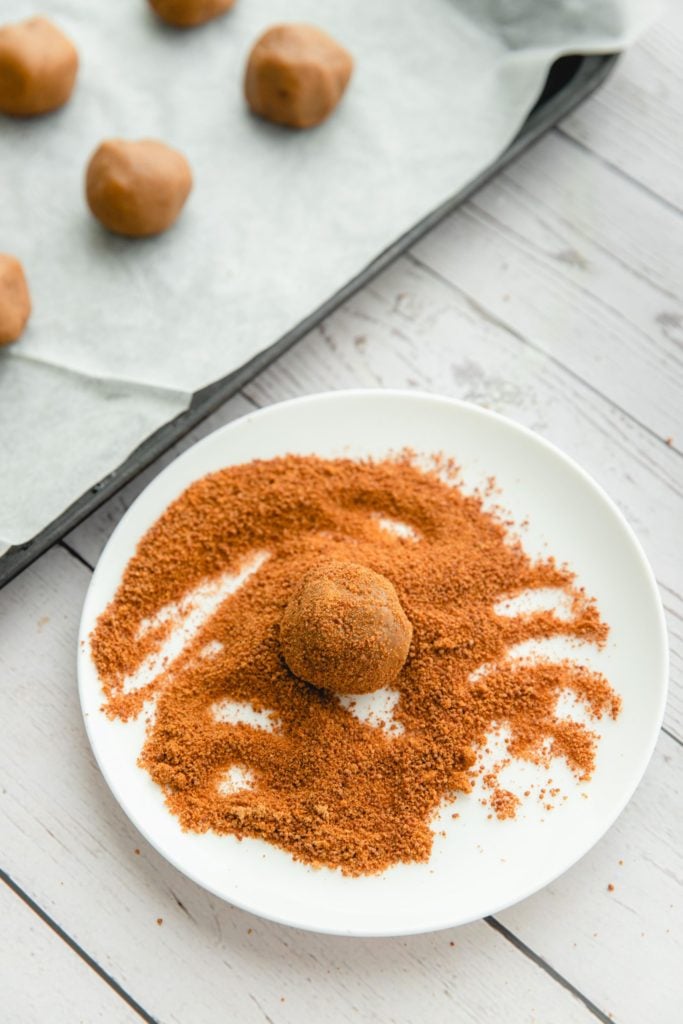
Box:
left=90, top=453, right=621, bottom=875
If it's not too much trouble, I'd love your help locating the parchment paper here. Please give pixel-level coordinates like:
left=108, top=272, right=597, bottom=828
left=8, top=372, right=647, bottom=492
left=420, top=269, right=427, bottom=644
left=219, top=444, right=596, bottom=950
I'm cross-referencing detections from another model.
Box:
left=0, top=0, right=655, bottom=551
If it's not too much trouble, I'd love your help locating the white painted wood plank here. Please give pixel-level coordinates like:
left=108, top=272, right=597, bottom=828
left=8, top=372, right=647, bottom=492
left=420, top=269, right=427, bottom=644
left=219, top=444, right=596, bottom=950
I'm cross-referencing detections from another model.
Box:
left=65, top=392, right=254, bottom=568
left=0, top=547, right=602, bottom=1024
left=489, top=128, right=678, bottom=305
left=410, top=132, right=682, bottom=442
left=499, top=730, right=683, bottom=1024
left=561, top=5, right=683, bottom=210
left=243, top=256, right=682, bottom=740
left=1, top=884, right=137, bottom=1024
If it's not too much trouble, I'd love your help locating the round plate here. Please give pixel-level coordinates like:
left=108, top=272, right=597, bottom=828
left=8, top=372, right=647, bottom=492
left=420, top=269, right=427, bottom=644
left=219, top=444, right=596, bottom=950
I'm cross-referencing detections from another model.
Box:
left=78, top=390, right=668, bottom=936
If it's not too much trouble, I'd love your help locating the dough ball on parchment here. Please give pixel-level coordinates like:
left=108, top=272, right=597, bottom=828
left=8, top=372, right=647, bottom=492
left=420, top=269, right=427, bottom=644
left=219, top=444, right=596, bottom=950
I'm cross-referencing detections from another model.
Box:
left=85, top=139, right=193, bottom=238
left=245, top=24, right=353, bottom=129
left=148, top=0, right=236, bottom=29
left=0, top=254, right=31, bottom=346
left=0, top=16, right=78, bottom=117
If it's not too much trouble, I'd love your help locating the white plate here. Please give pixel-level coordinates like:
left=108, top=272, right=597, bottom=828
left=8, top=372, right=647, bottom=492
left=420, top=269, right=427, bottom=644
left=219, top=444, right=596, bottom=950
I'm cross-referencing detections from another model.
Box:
left=78, top=390, right=668, bottom=936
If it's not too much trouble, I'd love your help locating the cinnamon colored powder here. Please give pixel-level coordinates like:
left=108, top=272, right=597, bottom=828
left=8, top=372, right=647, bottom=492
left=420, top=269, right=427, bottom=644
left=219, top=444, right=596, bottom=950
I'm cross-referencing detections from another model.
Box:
left=90, top=453, right=621, bottom=875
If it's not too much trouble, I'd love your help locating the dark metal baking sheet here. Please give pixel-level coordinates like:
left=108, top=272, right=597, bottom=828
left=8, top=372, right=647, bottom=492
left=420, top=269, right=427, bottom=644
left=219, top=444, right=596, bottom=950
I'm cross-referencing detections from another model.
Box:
left=0, top=53, right=618, bottom=589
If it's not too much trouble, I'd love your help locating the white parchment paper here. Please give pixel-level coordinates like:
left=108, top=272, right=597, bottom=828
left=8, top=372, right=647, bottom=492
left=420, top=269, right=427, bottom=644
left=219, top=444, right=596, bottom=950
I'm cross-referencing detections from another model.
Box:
left=0, top=0, right=654, bottom=550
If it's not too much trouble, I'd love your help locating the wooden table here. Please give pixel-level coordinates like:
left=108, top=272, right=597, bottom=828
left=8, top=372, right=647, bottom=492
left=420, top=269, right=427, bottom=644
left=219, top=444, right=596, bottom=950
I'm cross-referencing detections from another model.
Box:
left=2, top=8, right=681, bottom=1022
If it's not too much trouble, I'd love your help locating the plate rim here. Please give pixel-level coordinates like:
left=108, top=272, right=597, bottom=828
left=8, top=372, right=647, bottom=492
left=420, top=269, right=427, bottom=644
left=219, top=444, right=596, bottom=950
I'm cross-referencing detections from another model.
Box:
left=77, top=388, right=669, bottom=936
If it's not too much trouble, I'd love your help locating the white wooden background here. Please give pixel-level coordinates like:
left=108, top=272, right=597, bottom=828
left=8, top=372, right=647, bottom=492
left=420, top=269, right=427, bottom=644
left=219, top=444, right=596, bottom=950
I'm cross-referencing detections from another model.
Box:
left=1, top=7, right=681, bottom=1022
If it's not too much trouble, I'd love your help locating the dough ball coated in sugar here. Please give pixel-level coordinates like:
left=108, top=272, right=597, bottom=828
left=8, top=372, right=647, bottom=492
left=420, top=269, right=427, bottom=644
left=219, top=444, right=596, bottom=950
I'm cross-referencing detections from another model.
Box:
left=0, top=254, right=31, bottom=345
left=0, top=17, right=78, bottom=117
left=85, top=139, right=193, bottom=238
left=280, top=561, right=413, bottom=694
left=245, top=24, right=353, bottom=129
left=148, top=0, right=236, bottom=29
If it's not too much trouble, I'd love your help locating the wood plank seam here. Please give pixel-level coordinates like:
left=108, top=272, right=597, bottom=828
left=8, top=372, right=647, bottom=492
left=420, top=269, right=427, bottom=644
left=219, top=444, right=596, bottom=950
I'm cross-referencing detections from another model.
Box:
left=405, top=251, right=682, bottom=457
left=60, top=539, right=95, bottom=573
left=660, top=581, right=683, bottom=607
left=661, top=725, right=682, bottom=749
left=6, top=844, right=618, bottom=1024
left=457, top=201, right=679, bottom=357
left=556, top=127, right=683, bottom=219
left=485, top=917, right=613, bottom=1024
left=1, top=868, right=158, bottom=1024
left=490, top=146, right=679, bottom=305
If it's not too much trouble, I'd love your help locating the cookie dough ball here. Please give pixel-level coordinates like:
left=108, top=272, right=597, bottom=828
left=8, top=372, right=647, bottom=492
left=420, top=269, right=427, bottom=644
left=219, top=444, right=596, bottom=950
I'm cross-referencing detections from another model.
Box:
left=85, top=139, right=192, bottom=238
left=148, top=0, right=236, bottom=29
left=0, top=17, right=78, bottom=117
left=0, top=254, right=31, bottom=346
left=245, top=24, right=353, bottom=129
left=281, top=561, right=412, bottom=694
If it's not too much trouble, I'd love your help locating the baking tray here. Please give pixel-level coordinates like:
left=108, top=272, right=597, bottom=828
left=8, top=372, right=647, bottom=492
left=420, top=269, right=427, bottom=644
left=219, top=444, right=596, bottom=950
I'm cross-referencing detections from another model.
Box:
left=0, top=53, right=618, bottom=589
